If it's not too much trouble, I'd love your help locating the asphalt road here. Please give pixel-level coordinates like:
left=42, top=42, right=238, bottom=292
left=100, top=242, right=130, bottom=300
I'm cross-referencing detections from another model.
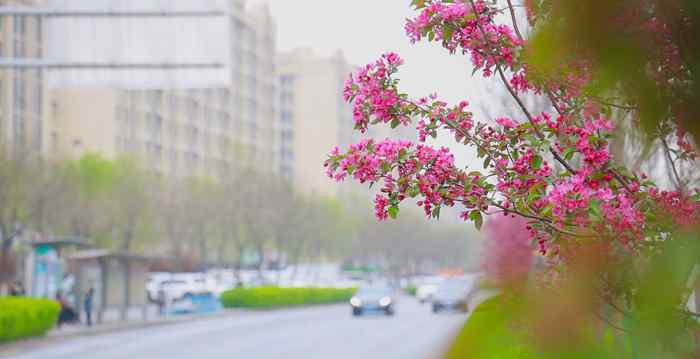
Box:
left=5, top=295, right=466, bottom=359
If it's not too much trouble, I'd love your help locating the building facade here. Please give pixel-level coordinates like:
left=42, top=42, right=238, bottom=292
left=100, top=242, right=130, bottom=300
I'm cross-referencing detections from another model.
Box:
left=0, top=0, right=50, bottom=153
left=277, top=48, right=358, bottom=197
left=50, top=0, right=278, bottom=180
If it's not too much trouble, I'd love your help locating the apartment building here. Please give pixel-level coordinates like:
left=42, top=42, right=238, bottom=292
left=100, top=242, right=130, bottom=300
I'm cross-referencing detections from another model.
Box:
left=277, top=48, right=358, bottom=196
left=50, top=0, right=278, bottom=180
left=0, top=0, right=50, bottom=153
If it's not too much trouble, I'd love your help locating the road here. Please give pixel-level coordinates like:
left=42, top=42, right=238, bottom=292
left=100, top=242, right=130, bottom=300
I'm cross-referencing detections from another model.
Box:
left=4, top=296, right=466, bottom=359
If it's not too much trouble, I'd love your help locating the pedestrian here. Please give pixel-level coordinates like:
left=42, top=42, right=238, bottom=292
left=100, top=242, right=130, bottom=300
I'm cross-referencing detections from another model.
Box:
left=56, top=292, right=71, bottom=328
left=157, top=287, right=166, bottom=316
left=84, top=287, right=95, bottom=327
left=9, top=281, right=25, bottom=296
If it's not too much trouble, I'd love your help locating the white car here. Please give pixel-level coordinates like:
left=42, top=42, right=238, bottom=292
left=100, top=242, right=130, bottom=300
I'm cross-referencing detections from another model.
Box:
left=416, top=283, right=440, bottom=304
left=416, top=277, right=444, bottom=304
left=159, top=273, right=211, bottom=301
left=146, top=272, right=173, bottom=302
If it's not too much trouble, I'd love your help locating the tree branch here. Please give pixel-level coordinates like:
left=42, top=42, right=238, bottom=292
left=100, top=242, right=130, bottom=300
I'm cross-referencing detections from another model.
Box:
left=468, top=0, right=578, bottom=176
left=505, top=0, right=524, bottom=41
left=661, top=136, right=684, bottom=193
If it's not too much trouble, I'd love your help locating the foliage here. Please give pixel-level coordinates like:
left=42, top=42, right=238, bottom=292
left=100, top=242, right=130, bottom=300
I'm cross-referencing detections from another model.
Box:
left=324, top=0, right=700, bottom=355
left=445, top=296, right=537, bottom=359
left=405, top=283, right=417, bottom=296
left=0, top=297, right=60, bottom=343
left=219, top=287, right=356, bottom=309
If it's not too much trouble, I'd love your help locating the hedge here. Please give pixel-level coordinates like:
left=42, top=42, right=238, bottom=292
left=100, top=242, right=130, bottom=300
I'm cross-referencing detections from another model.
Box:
left=220, top=287, right=355, bottom=309
left=0, top=297, right=60, bottom=343
left=443, top=295, right=537, bottom=358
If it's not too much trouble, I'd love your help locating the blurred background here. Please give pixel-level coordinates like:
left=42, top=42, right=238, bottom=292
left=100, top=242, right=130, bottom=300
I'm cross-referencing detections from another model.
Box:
left=0, top=1, right=489, bottom=358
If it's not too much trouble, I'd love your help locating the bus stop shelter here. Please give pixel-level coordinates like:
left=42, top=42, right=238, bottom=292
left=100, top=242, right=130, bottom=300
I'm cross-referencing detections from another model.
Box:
left=25, top=236, right=89, bottom=300
left=68, top=250, right=155, bottom=323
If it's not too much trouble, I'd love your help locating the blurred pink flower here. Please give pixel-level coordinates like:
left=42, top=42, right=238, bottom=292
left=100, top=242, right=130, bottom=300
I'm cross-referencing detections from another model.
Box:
left=482, top=215, right=533, bottom=287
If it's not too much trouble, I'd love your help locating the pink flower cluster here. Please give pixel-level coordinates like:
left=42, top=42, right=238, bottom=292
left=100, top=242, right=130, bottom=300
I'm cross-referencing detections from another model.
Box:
left=343, top=53, right=409, bottom=133
left=325, top=138, right=489, bottom=221
left=648, top=188, right=700, bottom=228
left=406, top=0, right=523, bottom=77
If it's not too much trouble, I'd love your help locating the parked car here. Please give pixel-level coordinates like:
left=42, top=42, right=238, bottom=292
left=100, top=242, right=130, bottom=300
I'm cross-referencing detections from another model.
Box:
left=432, top=278, right=472, bottom=313
left=350, top=285, right=395, bottom=316
left=146, top=272, right=173, bottom=302
left=159, top=273, right=211, bottom=301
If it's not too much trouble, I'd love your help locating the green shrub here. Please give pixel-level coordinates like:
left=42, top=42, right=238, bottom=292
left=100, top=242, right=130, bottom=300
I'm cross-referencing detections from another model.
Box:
left=444, top=295, right=537, bottom=358
left=220, top=287, right=356, bottom=309
left=0, top=297, right=60, bottom=343
left=405, top=284, right=417, bottom=296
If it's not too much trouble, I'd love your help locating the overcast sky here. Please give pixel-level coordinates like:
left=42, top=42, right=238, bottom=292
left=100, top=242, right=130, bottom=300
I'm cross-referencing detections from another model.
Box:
left=251, top=0, right=505, bottom=167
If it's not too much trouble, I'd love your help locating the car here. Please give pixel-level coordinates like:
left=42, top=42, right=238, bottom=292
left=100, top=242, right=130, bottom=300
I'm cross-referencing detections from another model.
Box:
left=416, top=283, right=439, bottom=304
left=159, top=273, right=211, bottom=301
left=416, top=276, right=444, bottom=304
left=350, top=285, right=395, bottom=316
left=432, top=278, right=472, bottom=313
left=146, top=272, right=173, bottom=302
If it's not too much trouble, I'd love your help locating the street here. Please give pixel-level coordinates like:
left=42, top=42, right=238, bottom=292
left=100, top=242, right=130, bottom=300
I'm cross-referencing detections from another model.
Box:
left=3, top=296, right=466, bottom=359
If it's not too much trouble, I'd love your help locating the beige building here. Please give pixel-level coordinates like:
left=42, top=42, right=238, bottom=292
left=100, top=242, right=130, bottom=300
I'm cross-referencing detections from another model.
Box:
left=278, top=48, right=417, bottom=198
left=50, top=1, right=278, bottom=180
left=277, top=48, right=357, bottom=197
left=0, top=0, right=50, bottom=153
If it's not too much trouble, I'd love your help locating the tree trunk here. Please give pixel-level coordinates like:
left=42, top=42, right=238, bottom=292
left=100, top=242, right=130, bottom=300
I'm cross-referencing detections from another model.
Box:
left=234, top=241, right=244, bottom=287
left=121, top=259, right=131, bottom=321
left=121, top=228, right=133, bottom=321
left=0, top=228, right=16, bottom=293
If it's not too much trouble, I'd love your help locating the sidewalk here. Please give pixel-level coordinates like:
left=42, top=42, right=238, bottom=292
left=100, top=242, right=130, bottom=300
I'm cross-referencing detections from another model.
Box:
left=0, top=307, right=246, bottom=357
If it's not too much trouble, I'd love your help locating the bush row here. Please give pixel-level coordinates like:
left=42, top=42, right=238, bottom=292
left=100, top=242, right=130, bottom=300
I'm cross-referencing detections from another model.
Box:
left=220, top=287, right=355, bottom=309
left=0, top=297, right=60, bottom=343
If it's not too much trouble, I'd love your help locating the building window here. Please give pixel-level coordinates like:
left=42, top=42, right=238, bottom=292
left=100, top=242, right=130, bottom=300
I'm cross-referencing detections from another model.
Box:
left=13, top=70, right=25, bottom=146
left=280, top=110, right=293, bottom=124
left=35, top=17, right=42, bottom=58
left=186, top=98, right=198, bottom=122
left=13, top=15, right=25, bottom=57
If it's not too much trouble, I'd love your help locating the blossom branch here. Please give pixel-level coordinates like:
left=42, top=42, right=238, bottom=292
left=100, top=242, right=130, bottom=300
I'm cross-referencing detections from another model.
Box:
left=505, top=0, right=524, bottom=41
left=661, top=136, right=685, bottom=193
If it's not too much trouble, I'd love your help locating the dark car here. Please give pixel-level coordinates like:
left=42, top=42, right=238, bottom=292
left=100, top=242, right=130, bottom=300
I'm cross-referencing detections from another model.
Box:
left=350, top=285, right=395, bottom=316
left=432, top=278, right=472, bottom=313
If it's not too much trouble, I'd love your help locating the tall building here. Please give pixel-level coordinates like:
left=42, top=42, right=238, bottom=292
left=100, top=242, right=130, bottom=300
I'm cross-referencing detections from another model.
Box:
left=51, top=88, right=242, bottom=179
left=278, top=48, right=419, bottom=199
left=277, top=48, right=357, bottom=197
left=0, top=0, right=50, bottom=153
left=49, top=0, right=278, bottom=179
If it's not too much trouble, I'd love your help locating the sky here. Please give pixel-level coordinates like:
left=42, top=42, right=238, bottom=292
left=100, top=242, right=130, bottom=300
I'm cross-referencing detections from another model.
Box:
left=251, top=0, right=502, bottom=168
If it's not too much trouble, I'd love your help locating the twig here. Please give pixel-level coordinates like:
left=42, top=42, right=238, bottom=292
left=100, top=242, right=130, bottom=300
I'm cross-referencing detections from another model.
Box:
left=505, top=0, right=523, bottom=41
left=468, top=0, right=578, bottom=176
left=661, top=136, right=684, bottom=193
left=595, top=310, right=630, bottom=333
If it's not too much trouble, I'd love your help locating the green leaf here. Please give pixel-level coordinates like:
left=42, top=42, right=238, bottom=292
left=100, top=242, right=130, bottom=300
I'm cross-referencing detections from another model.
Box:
left=589, top=199, right=602, bottom=218
left=411, top=0, right=426, bottom=9
left=532, top=155, right=543, bottom=170
left=443, top=25, right=455, bottom=42
left=470, top=210, right=483, bottom=230
left=483, top=157, right=491, bottom=169
left=388, top=206, right=399, bottom=219
left=527, top=186, right=541, bottom=203
left=390, top=118, right=400, bottom=129
left=563, top=147, right=576, bottom=160
left=432, top=206, right=441, bottom=219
